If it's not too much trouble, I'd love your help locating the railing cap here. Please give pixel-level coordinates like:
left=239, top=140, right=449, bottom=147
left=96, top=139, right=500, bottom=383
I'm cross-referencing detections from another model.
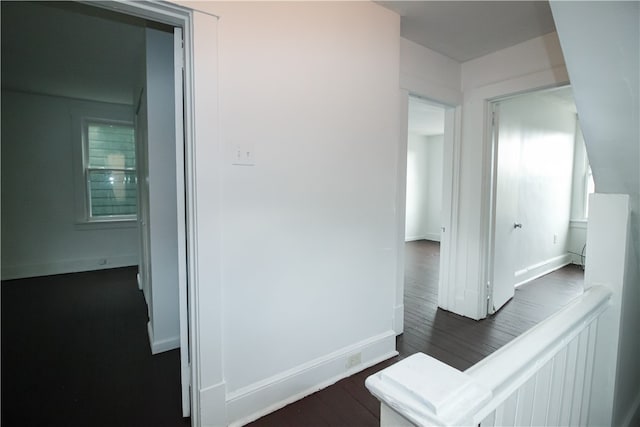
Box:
left=366, top=353, right=492, bottom=426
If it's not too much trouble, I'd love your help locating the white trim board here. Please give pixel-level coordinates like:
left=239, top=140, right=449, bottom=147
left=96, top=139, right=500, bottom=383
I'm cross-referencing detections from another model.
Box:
left=147, top=322, right=180, bottom=354
left=514, top=253, right=572, bottom=288
left=1, top=254, right=138, bottom=281
left=394, top=304, right=405, bottom=335
left=226, top=331, right=398, bottom=426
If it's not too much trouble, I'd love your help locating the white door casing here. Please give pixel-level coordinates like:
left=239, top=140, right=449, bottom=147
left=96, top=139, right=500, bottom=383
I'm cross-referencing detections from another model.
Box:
left=173, top=26, right=190, bottom=418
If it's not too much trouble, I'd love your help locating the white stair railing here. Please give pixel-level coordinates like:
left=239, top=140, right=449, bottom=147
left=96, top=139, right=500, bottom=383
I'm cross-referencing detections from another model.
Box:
left=366, top=286, right=611, bottom=427
left=366, top=193, right=632, bottom=427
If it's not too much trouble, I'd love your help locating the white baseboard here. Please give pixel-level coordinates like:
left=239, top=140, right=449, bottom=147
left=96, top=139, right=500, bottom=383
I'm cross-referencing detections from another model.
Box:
left=200, top=381, right=228, bottom=427
left=423, top=233, right=441, bottom=242
left=226, top=331, right=398, bottom=426
left=1, top=254, right=138, bottom=280
left=147, top=322, right=180, bottom=355
left=394, top=304, right=404, bottom=335
left=621, top=389, right=640, bottom=427
left=514, top=253, right=572, bottom=288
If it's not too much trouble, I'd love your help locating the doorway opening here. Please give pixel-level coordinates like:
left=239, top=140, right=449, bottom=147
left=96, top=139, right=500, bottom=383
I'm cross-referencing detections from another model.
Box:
left=487, top=85, right=591, bottom=314
left=0, top=0, right=194, bottom=422
left=405, top=96, right=446, bottom=244
left=399, top=94, right=457, bottom=331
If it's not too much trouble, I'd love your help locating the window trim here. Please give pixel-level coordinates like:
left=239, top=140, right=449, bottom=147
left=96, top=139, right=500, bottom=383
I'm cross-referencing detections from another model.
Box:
left=71, top=105, right=137, bottom=228
left=584, top=165, right=595, bottom=218
left=82, top=118, right=137, bottom=221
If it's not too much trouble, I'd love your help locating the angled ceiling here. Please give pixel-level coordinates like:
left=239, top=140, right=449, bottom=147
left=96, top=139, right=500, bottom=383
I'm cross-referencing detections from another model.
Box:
left=1, top=1, right=147, bottom=105
left=377, top=1, right=557, bottom=62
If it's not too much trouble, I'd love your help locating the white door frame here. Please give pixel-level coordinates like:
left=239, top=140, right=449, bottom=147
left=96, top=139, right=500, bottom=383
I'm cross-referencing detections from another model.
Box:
left=474, top=73, right=571, bottom=319
left=395, top=89, right=461, bottom=334
left=78, top=2, right=220, bottom=425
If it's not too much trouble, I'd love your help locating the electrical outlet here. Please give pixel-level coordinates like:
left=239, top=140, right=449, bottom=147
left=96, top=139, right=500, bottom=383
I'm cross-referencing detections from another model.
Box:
left=553, top=234, right=558, bottom=244
left=346, top=352, right=361, bottom=369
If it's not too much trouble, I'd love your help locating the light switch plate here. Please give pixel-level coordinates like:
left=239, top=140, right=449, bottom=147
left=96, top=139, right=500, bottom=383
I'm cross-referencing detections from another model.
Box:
left=231, top=143, right=255, bottom=166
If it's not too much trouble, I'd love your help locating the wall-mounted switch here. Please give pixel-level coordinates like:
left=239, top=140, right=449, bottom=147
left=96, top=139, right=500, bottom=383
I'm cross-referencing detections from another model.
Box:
left=232, top=143, right=255, bottom=166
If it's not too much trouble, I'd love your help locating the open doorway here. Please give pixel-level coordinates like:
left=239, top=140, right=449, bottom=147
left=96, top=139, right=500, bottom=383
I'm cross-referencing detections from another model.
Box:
left=1, top=1, right=192, bottom=423
left=401, top=95, right=454, bottom=326
left=405, top=96, right=445, bottom=244
left=488, top=86, right=590, bottom=313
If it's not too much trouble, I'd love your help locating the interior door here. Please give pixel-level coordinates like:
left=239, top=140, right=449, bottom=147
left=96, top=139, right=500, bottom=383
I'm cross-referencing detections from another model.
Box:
left=438, top=107, right=456, bottom=307
left=173, top=27, right=190, bottom=418
left=490, top=102, right=521, bottom=313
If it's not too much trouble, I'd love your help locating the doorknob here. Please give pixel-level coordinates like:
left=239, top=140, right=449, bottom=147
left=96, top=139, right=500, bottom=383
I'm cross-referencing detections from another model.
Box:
left=513, top=222, right=523, bottom=229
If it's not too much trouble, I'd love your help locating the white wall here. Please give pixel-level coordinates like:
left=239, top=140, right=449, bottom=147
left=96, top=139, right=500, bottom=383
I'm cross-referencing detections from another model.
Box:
left=1, top=90, right=138, bottom=279
left=405, top=133, right=429, bottom=240
left=182, top=2, right=400, bottom=424
left=138, top=28, right=180, bottom=353
left=496, top=93, right=576, bottom=287
left=405, top=134, right=443, bottom=242
left=400, top=37, right=461, bottom=106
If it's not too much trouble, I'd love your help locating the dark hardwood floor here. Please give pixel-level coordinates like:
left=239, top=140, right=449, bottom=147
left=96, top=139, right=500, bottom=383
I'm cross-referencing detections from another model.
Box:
left=249, top=240, right=584, bottom=426
left=1, top=267, right=190, bottom=427
left=1, top=242, right=584, bottom=426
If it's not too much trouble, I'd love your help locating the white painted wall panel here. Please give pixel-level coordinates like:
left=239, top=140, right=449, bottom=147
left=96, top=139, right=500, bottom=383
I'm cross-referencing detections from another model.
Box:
left=425, top=135, right=443, bottom=241
left=405, top=134, right=443, bottom=242
left=1, top=90, right=138, bottom=279
left=405, top=133, right=430, bottom=240
left=182, top=2, right=400, bottom=423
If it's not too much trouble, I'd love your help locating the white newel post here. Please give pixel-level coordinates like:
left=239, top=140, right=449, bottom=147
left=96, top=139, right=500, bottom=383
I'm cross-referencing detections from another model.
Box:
left=365, top=353, right=492, bottom=426
left=582, top=193, right=631, bottom=426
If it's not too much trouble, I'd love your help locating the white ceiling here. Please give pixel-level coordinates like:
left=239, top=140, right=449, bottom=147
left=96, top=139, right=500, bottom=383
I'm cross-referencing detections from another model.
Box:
left=377, top=1, right=557, bottom=62
left=408, top=96, right=445, bottom=136
left=1, top=2, right=146, bottom=105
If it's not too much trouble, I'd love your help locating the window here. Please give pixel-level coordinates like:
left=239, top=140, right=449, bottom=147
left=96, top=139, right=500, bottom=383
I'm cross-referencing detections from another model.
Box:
left=584, top=165, right=595, bottom=217
left=83, top=121, right=137, bottom=220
